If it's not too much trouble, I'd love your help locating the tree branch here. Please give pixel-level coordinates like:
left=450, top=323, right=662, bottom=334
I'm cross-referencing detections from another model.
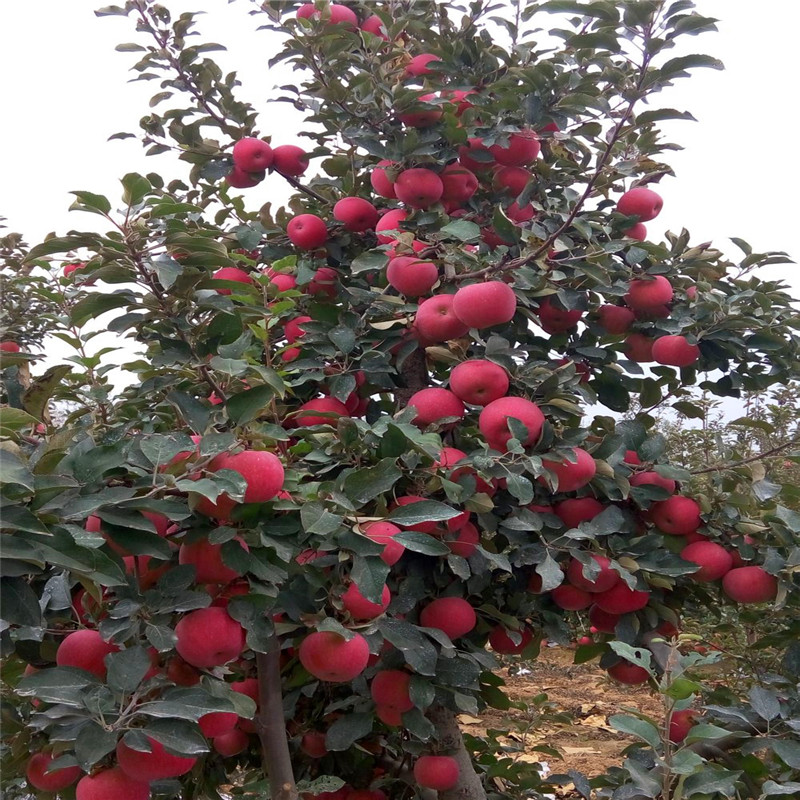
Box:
left=690, top=438, right=800, bottom=475
left=256, top=638, right=299, bottom=800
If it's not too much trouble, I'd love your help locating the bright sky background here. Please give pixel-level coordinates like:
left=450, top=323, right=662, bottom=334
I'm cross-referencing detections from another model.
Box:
left=1, top=1, right=798, bottom=408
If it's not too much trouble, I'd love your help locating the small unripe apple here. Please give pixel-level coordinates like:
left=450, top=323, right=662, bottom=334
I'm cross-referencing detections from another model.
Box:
left=680, top=541, right=733, bottom=582
left=414, top=294, right=470, bottom=342
left=651, top=496, right=702, bottom=536
left=598, top=304, right=635, bottom=335
left=452, top=281, right=517, bottom=328
left=386, top=256, right=438, bottom=296
left=232, top=138, right=273, bottom=172
left=652, top=335, right=700, bottom=367
left=175, top=607, right=245, bottom=668
left=271, top=144, right=309, bottom=176
left=479, top=396, right=544, bottom=451
left=75, top=767, right=149, bottom=800
left=617, top=187, right=663, bottom=221
left=287, top=214, right=328, bottom=249
left=449, top=359, right=510, bottom=406
left=607, top=661, right=650, bottom=685
left=298, top=631, right=371, bottom=682
left=722, top=566, right=778, bottom=603
left=333, top=197, right=379, bottom=232
left=420, top=597, right=476, bottom=639
left=405, top=53, right=441, bottom=77
left=394, top=168, right=444, bottom=209
left=26, top=753, right=82, bottom=792
left=407, top=387, right=466, bottom=428
left=414, top=756, right=460, bottom=790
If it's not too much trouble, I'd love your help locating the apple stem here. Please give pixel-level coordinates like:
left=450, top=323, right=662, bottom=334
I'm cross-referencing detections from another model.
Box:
left=255, top=638, right=299, bottom=800
left=427, top=703, right=488, bottom=800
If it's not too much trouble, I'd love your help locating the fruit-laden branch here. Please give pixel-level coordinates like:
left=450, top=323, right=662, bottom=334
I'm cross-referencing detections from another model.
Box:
left=256, top=638, right=299, bottom=800
left=690, top=437, right=800, bottom=475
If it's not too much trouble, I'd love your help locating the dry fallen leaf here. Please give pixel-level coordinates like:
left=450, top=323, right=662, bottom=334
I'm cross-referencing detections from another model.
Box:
left=457, top=715, right=483, bottom=725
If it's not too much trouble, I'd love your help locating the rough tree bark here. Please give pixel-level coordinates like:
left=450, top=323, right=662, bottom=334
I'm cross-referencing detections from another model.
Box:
left=429, top=704, right=488, bottom=800
left=256, top=635, right=299, bottom=800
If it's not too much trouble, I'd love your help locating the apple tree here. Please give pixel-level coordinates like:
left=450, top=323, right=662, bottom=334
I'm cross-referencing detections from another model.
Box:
left=1, top=2, right=800, bottom=799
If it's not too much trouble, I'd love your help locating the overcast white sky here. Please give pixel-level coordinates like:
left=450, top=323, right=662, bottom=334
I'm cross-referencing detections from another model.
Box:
left=0, top=1, right=798, bottom=406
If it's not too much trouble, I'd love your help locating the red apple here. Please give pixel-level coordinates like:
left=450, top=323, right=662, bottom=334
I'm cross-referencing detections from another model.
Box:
left=199, top=710, right=239, bottom=737
left=26, top=753, right=81, bottom=792
left=629, top=471, right=676, bottom=493
left=551, top=584, right=592, bottom=610
left=179, top=536, right=249, bottom=584
left=488, top=625, right=533, bottom=654
left=536, top=297, right=583, bottom=334
left=405, top=53, right=441, bottom=77
left=56, top=629, right=119, bottom=679
left=607, top=661, right=650, bottom=685
left=554, top=498, right=605, bottom=529
left=165, top=656, right=201, bottom=686
left=617, top=187, right=663, bottom=221
left=227, top=167, right=265, bottom=188
left=271, top=144, right=309, bottom=176
left=623, top=333, right=655, bottom=362
left=680, top=541, right=733, bottom=582
left=333, top=197, right=379, bottom=232
left=625, top=275, right=673, bottom=311
left=375, top=208, right=409, bottom=243
left=213, top=727, right=250, bottom=756
left=414, top=755, right=460, bottom=791
left=588, top=604, right=620, bottom=633
left=652, top=335, right=700, bottom=367
left=211, top=266, right=253, bottom=295
left=195, top=449, right=284, bottom=518
left=391, top=495, right=439, bottom=533
left=361, top=14, right=389, bottom=40
left=594, top=582, right=650, bottom=614
left=397, top=93, right=442, bottom=127
left=0, top=340, right=20, bottom=353
left=232, top=138, right=273, bottom=172
left=341, top=582, right=391, bottom=620
left=301, top=730, right=329, bottom=758
left=669, top=709, right=697, bottom=743
left=566, top=555, right=620, bottom=593
left=452, top=281, right=517, bottom=328
left=625, top=222, right=648, bottom=240
left=458, top=138, right=495, bottom=171
left=444, top=521, right=480, bottom=558
left=479, top=396, right=544, bottom=451
left=285, top=315, right=312, bottom=343
left=371, top=670, right=413, bottom=711
left=386, top=256, right=438, bottom=296
left=419, top=597, right=476, bottom=639
left=298, top=631, right=371, bottom=682
left=286, top=397, right=349, bottom=427
left=287, top=214, right=328, bottom=249
left=541, top=448, right=597, bottom=492
left=651, top=496, right=702, bottom=536
left=506, top=200, right=536, bottom=222
left=307, top=266, right=338, bottom=298
left=174, top=607, right=246, bottom=668
left=362, top=521, right=405, bottom=566
left=494, top=166, right=532, bottom=196
left=440, top=163, right=478, bottom=203
left=370, top=159, right=398, bottom=198
left=414, top=294, right=470, bottom=342
left=116, top=735, right=196, bottom=780
left=449, top=360, right=509, bottom=406
left=407, top=387, right=465, bottom=428
left=75, top=767, right=149, bottom=800
left=598, top=304, right=635, bottom=335
left=722, top=566, right=778, bottom=603
left=489, top=130, right=540, bottom=166
left=394, top=168, right=444, bottom=209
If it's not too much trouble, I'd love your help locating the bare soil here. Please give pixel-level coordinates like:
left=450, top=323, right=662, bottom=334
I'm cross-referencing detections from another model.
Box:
left=460, top=645, right=664, bottom=780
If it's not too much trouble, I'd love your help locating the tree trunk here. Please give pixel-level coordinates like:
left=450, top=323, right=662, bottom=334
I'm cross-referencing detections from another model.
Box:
left=428, top=703, right=488, bottom=800
left=256, top=636, right=299, bottom=800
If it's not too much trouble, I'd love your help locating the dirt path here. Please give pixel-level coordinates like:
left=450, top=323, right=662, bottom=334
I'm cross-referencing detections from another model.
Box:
left=462, top=645, right=664, bottom=779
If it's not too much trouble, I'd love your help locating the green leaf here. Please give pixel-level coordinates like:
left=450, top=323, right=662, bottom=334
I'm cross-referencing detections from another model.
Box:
left=22, top=365, right=73, bottom=421
left=388, top=500, right=461, bottom=526
left=70, top=191, right=112, bottom=215
left=394, top=531, right=451, bottom=556
left=660, top=54, right=724, bottom=78
left=684, top=723, right=744, bottom=744
left=106, top=647, right=153, bottom=693
left=0, top=450, right=34, bottom=491
left=749, top=686, right=780, bottom=721
left=342, top=458, right=402, bottom=504
left=350, top=250, right=388, bottom=274
left=773, top=740, right=800, bottom=768
left=225, top=385, right=274, bottom=426
left=75, top=722, right=118, bottom=770
left=329, top=325, right=356, bottom=354
left=121, top=173, right=152, bottom=206
left=0, top=577, right=42, bottom=627
left=138, top=689, right=236, bottom=721
left=71, top=292, right=136, bottom=327
left=16, top=667, right=101, bottom=704
left=608, top=642, right=652, bottom=673
left=664, top=677, right=701, bottom=700
left=683, top=765, right=740, bottom=797
left=378, top=618, right=437, bottom=676
left=166, top=391, right=210, bottom=433
left=325, top=712, right=373, bottom=751
left=143, top=719, right=210, bottom=756
left=350, top=556, right=390, bottom=604
left=608, top=714, right=660, bottom=749
left=439, top=219, right=481, bottom=242
left=0, top=407, right=38, bottom=436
